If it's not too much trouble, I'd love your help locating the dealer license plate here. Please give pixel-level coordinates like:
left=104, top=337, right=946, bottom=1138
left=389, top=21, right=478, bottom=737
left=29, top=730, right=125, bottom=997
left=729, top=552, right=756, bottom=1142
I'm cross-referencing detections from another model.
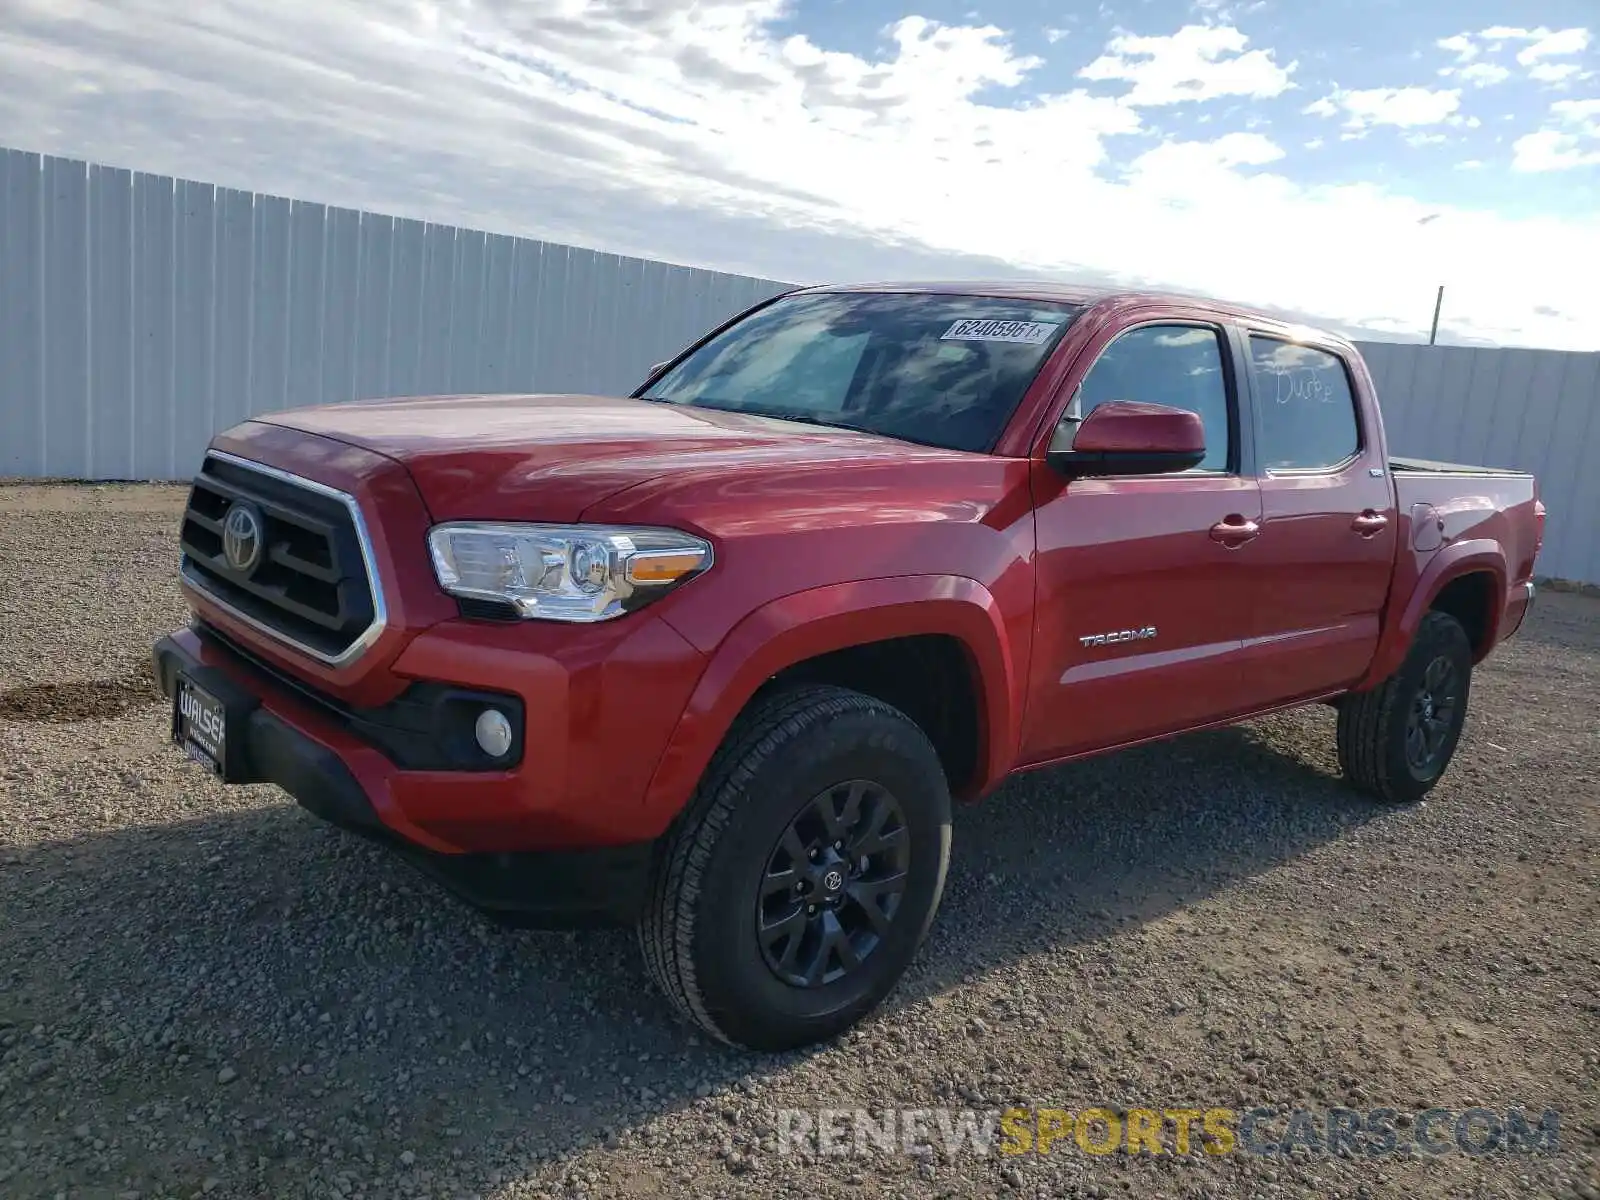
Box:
left=172, top=675, right=227, bottom=777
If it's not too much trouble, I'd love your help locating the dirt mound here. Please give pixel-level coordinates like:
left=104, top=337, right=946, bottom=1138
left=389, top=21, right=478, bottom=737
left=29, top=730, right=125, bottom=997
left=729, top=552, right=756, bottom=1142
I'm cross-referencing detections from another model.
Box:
left=0, top=674, right=162, bottom=722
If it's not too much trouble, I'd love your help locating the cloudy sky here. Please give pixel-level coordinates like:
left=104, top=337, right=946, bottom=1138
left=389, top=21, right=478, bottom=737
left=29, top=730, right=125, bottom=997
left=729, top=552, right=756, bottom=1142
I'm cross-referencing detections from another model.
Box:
left=1, top=0, right=1597, bottom=349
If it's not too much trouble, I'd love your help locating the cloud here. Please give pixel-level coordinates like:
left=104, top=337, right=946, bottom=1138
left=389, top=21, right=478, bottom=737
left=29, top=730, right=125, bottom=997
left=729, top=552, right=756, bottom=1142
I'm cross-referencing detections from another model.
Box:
left=1555, top=98, right=1600, bottom=123
left=1527, top=62, right=1582, bottom=84
left=1514, top=27, right=1590, bottom=64
left=1475, top=25, right=1589, bottom=52
left=1078, top=24, right=1295, bottom=106
left=1126, top=130, right=1285, bottom=198
left=1511, top=130, right=1600, bottom=171
left=1189, top=0, right=1269, bottom=22
left=1437, top=25, right=1593, bottom=87
left=0, top=0, right=1594, bottom=351
left=1513, top=97, right=1600, bottom=171
left=1305, top=86, right=1461, bottom=130
left=1441, top=62, right=1510, bottom=87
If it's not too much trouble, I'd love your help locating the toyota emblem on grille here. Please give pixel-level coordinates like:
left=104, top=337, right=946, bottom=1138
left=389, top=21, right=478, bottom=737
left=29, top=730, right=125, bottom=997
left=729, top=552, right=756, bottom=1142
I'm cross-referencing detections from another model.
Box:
left=222, top=502, right=265, bottom=575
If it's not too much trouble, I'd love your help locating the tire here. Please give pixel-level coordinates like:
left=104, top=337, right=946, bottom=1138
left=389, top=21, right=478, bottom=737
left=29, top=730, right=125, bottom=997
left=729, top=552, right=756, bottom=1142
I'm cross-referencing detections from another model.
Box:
left=638, top=684, right=952, bottom=1051
left=1337, top=610, right=1474, bottom=804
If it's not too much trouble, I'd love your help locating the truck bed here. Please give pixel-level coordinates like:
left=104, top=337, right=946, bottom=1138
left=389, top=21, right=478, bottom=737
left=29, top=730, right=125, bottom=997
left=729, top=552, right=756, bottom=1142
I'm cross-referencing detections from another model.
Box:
left=1389, top=456, right=1533, bottom=478
left=1391, top=461, right=1541, bottom=591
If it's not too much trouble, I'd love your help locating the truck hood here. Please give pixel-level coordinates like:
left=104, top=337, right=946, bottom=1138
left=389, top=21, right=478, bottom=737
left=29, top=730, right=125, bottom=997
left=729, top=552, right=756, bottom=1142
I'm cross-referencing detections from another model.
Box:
left=255, top=393, right=961, bottom=522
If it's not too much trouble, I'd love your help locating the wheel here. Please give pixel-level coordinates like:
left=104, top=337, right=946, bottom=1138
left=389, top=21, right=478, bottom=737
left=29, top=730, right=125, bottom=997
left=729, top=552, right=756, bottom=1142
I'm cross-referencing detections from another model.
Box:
left=1337, top=610, right=1473, bottom=803
left=638, top=684, right=952, bottom=1051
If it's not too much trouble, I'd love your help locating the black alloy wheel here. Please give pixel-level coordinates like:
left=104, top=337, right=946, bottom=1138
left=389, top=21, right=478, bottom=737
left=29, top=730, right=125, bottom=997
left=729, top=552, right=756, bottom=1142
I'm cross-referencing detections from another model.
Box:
left=639, top=684, right=952, bottom=1051
left=1403, top=654, right=1462, bottom=774
left=1336, top=609, right=1474, bottom=804
left=756, top=780, right=911, bottom=989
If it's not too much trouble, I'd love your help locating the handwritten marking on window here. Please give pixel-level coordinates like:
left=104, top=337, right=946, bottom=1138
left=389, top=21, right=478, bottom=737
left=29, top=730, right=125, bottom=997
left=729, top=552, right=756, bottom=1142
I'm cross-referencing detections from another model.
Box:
left=1269, top=366, right=1338, bottom=406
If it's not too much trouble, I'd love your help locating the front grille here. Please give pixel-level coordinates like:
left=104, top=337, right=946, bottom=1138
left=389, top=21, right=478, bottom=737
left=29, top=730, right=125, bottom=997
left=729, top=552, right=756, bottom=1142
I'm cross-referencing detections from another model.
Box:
left=179, top=453, right=381, bottom=663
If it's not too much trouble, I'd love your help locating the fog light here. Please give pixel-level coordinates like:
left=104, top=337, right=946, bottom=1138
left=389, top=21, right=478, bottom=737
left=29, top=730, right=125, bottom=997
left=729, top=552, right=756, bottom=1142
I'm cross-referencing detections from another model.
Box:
left=474, top=708, right=514, bottom=758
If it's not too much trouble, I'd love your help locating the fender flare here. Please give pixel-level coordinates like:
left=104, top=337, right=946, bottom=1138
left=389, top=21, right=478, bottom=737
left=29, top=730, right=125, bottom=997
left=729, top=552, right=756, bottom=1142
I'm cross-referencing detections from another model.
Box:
left=639, top=575, right=1020, bottom=830
left=1358, top=539, right=1506, bottom=689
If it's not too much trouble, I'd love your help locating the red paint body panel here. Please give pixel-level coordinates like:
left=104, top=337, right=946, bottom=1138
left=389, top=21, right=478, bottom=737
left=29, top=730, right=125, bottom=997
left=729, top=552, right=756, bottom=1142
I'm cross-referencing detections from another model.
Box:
left=1238, top=465, right=1397, bottom=707
left=162, top=283, right=1544, bottom=859
left=1022, top=466, right=1265, bottom=759
left=166, top=607, right=707, bottom=852
left=1357, top=472, right=1542, bottom=688
left=258, top=393, right=970, bottom=523
left=642, top=577, right=1022, bottom=823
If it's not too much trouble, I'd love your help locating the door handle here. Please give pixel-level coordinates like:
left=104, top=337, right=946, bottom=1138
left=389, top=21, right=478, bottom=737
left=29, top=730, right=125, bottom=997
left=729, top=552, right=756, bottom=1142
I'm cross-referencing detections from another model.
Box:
left=1210, top=515, right=1261, bottom=546
left=1351, top=511, right=1389, bottom=536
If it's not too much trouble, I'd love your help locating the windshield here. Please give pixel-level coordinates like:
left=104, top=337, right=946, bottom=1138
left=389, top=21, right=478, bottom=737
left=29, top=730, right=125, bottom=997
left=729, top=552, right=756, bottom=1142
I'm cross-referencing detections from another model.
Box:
left=637, top=291, right=1082, bottom=453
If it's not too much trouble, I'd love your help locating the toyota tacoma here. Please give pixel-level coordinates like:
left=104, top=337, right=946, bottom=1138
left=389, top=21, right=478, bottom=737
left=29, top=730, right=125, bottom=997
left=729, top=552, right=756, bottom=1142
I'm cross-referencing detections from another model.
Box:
left=153, top=282, right=1545, bottom=1050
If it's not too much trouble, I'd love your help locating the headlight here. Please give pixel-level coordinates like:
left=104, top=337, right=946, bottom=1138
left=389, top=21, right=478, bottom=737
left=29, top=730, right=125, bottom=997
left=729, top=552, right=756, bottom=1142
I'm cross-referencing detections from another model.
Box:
left=426, top=522, right=713, bottom=622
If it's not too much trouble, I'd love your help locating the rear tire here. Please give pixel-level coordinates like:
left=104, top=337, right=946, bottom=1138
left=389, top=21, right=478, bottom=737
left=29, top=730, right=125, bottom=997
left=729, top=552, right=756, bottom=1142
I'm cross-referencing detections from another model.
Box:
left=1337, top=610, right=1473, bottom=804
left=638, top=684, right=952, bottom=1051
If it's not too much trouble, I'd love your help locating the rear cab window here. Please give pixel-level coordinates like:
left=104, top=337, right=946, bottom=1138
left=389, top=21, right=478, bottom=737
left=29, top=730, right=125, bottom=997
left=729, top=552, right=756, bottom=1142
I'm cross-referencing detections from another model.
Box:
left=1246, top=337, right=1362, bottom=471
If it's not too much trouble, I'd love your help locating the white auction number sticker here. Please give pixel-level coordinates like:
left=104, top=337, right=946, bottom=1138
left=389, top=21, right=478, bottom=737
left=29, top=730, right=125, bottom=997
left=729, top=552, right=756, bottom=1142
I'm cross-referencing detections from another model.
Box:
left=939, top=319, right=1059, bottom=345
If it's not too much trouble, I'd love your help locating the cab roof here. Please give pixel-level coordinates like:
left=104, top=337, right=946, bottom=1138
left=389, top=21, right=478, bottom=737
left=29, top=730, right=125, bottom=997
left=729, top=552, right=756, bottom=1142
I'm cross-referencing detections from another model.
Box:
left=791, top=279, right=1348, bottom=346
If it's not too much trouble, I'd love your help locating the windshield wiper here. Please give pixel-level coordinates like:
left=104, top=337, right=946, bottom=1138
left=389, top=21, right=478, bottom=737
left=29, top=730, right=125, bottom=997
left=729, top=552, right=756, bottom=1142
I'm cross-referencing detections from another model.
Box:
left=737, top=408, right=881, bottom=436
left=640, top=397, right=891, bottom=438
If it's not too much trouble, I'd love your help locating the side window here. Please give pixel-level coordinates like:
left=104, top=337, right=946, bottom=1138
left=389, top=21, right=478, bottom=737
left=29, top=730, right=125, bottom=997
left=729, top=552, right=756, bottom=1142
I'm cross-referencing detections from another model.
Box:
left=1071, top=325, right=1232, bottom=471
left=1248, top=338, right=1360, bottom=470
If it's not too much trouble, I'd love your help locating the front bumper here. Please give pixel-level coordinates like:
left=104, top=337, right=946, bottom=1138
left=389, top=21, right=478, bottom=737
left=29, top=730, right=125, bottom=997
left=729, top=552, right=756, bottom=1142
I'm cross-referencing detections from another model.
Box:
left=153, top=630, right=661, bottom=928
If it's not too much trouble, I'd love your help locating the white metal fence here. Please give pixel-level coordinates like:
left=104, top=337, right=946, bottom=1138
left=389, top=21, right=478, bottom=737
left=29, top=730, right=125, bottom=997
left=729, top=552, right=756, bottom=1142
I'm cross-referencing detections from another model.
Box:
left=1359, top=342, right=1600, bottom=584
left=3, top=147, right=1597, bottom=583
left=0, top=147, right=786, bottom=482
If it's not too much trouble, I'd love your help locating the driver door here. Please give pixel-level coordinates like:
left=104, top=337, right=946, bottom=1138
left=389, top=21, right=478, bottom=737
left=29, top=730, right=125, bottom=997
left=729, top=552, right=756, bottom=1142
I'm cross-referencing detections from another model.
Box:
left=1019, top=320, right=1263, bottom=763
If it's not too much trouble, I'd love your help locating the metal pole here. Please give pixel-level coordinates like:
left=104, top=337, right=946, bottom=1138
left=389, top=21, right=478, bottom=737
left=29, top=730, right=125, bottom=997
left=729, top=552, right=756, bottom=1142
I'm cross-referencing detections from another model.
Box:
left=1428, top=285, right=1444, bottom=345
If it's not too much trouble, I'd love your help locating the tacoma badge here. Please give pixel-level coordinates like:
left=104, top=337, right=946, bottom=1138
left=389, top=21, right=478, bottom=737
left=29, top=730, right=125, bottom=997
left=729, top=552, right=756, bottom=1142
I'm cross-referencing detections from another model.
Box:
left=1079, top=626, right=1158, bottom=648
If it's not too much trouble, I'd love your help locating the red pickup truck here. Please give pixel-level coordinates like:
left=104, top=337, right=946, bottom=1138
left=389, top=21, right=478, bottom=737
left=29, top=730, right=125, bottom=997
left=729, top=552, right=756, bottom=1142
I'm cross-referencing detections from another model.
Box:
left=153, top=282, right=1544, bottom=1050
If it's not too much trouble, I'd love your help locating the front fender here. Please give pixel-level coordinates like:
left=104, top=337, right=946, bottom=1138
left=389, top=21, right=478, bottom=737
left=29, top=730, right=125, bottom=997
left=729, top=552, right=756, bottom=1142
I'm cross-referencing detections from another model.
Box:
left=640, top=575, right=1020, bottom=831
left=1357, top=538, right=1506, bottom=689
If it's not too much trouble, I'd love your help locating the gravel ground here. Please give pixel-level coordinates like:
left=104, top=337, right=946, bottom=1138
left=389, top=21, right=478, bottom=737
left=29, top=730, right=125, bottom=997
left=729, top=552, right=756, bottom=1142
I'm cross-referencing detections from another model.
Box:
left=1, top=482, right=1596, bottom=1200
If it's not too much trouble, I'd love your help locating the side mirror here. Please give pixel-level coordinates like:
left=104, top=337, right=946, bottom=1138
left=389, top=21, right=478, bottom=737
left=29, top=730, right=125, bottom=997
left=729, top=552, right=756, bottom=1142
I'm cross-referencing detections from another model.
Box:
left=1047, top=401, right=1206, bottom=478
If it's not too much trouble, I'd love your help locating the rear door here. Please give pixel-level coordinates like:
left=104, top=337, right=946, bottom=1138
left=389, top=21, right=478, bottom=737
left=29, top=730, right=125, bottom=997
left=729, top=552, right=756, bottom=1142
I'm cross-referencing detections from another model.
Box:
left=1235, top=333, right=1398, bottom=707
left=1019, top=317, right=1264, bottom=763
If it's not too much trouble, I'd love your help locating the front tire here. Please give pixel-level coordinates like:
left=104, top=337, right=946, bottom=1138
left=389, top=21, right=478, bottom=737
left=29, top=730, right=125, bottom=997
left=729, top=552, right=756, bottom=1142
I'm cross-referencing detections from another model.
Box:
left=1337, top=610, right=1474, bottom=803
left=639, top=684, right=952, bottom=1051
